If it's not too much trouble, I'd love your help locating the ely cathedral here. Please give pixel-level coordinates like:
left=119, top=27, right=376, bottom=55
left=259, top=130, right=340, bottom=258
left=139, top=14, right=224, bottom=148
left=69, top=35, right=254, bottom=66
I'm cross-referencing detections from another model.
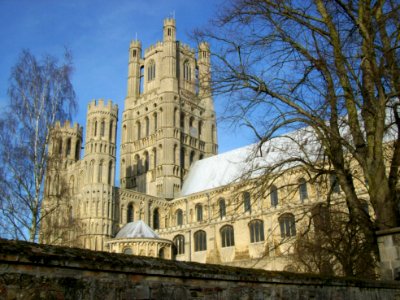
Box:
left=40, top=18, right=368, bottom=271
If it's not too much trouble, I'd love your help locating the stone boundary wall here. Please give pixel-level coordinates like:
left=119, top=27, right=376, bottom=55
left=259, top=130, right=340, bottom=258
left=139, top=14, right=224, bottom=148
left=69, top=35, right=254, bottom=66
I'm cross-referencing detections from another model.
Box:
left=0, top=239, right=399, bottom=300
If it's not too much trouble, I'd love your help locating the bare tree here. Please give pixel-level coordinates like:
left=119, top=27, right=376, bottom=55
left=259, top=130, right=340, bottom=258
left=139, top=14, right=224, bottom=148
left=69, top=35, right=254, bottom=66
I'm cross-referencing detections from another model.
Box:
left=195, top=0, right=400, bottom=267
left=0, top=50, right=77, bottom=242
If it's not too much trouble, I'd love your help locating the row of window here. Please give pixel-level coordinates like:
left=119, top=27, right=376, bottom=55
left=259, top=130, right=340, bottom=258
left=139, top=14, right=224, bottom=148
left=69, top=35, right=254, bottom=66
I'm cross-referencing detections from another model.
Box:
left=270, top=175, right=340, bottom=206
left=173, top=215, right=296, bottom=254
left=90, top=119, right=114, bottom=140
left=53, top=137, right=80, bottom=160
left=143, top=60, right=193, bottom=83
left=123, top=113, right=158, bottom=142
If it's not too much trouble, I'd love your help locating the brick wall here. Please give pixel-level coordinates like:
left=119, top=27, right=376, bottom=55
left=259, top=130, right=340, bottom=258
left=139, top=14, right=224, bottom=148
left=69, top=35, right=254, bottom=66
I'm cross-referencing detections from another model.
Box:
left=0, top=239, right=399, bottom=300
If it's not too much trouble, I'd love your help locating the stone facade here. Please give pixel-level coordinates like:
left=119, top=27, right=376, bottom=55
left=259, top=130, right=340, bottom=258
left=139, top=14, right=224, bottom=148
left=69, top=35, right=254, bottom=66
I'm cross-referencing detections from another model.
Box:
left=40, top=18, right=375, bottom=273
left=1, top=239, right=399, bottom=300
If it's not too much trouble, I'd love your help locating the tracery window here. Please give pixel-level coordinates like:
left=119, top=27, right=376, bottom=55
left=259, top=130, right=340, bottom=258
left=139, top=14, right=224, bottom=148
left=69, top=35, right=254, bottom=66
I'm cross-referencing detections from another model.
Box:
left=220, top=225, right=235, bottom=247
left=183, top=60, right=191, bottom=81
left=279, top=213, right=296, bottom=238
left=194, top=230, right=207, bottom=251
left=147, top=60, right=156, bottom=81
left=298, top=178, right=308, bottom=202
left=249, top=219, right=265, bottom=243
left=243, top=191, right=251, bottom=213
left=176, top=209, right=183, bottom=226
left=196, top=204, right=203, bottom=222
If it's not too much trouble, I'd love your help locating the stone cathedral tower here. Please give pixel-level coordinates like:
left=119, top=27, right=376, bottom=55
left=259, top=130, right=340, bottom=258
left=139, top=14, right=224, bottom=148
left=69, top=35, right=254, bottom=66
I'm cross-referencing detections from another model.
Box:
left=79, top=99, right=118, bottom=250
left=120, top=18, right=218, bottom=199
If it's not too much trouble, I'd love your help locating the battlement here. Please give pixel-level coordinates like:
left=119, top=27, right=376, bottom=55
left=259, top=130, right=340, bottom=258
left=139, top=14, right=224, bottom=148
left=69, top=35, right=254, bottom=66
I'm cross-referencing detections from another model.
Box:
left=130, top=40, right=141, bottom=48
left=198, top=42, right=210, bottom=53
left=163, top=18, right=176, bottom=27
left=88, top=99, right=118, bottom=115
left=53, top=120, right=82, bottom=134
left=180, top=43, right=195, bottom=55
left=145, top=41, right=163, bottom=55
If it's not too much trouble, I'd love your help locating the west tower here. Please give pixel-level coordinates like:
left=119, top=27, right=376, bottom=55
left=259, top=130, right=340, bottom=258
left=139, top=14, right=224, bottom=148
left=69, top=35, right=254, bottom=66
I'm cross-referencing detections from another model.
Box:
left=120, top=18, right=218, bottom=199
left=80, top=99, right=118, bottom=251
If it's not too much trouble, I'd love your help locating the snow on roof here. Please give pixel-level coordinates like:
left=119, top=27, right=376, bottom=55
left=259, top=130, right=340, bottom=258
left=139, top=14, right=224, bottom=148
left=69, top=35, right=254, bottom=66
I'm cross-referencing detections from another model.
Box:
left=181, top=107, right=399, bottom=197
left=115, top=220, right=159, bottom=239
left=181, top=126, right=322, bottom=196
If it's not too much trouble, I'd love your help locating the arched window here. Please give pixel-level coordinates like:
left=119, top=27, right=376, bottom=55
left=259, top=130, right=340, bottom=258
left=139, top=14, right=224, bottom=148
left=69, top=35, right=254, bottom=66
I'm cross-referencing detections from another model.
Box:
left=136, top=121, right=141, bottom=140
left=145, top=117, right=150, bottom=137
left=298, top=178, right=308, bottom=202
left=139, top=66, right=144, bottom=94
left=147, top=60, right=156, bottom=81
left=127, top=203, right=134, bottom=222
left=58, top=138, right=63, bottom=155
left=243, top=192, right=251, bottom=212
left=279, top=213, right=296, bottom=238
left=66, top=138, right=71, bottom=156
left=100, top=120, right=105, bottom=137
left=75, top=140, right=80, bottom=160
left=173, top=235, right=185, bottom=255
left=144, top=152, right=149, bottom=172
left=330, top=174, right=340, bottom=193
left=249, top=220, right=265, bottom=243
left=108, top=161, right=113, bottom=185
left=134, top=154, right=141, bottom=175
left=270, top=185, right=278, bottom=207
left=219, top=198, right=226, bottom=218
left=220, top=225, right=235, bottom=247
left=196, top=204, right=203, bottom=222
left=98, top=160, right=103, bottom=183
left=89, top=160, right=95, bottom=183
left=198, top=120, right=203, bottom=137
left=189, top=116, right=194, bottom=128
left=153, top=113, right=158, bottom=132
left=180, top=147, right=186, bottom=170
left=109, top=120, right=114, bottom=140
left=183, top=60, right=191, bottom=81
left=180, top=112, right=185, bottom=131
left=123, top=248, right=133, bottom=255
left=176, top=209, right=183, bottom=226
left=153, top=208, right=160, bottom=229
left=94, top=120, right=98, bottom=137
left=190, top=151, right=195, bottom=165
left=152, top=148, right=157, bottom=169
left=158, top=247, right=165, bottom=259
left=194, top=230, right=207, bottom=251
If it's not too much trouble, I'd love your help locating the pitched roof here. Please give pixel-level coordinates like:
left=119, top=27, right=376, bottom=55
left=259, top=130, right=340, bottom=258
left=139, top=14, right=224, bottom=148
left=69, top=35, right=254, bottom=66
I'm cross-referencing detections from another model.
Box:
left=181, top=127, right=321, bottom=196
left=115, top=220, right=159, bottom=239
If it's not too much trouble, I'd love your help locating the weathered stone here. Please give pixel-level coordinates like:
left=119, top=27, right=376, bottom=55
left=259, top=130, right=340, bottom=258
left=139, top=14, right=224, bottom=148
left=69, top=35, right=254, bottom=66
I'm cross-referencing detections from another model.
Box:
left=0, top=239, right=399, bottom=300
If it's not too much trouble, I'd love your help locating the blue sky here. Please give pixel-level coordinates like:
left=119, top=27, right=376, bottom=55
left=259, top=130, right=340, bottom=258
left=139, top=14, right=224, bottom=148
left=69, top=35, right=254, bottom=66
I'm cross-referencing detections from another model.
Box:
left=0, top=0, right=254, bottom=156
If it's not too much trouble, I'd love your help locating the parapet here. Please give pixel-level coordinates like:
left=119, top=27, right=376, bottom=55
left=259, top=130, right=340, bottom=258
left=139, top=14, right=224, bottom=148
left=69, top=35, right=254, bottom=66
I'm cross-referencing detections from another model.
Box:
left=163, top=18, right=176, bottom=27
left=130, top=40, right=142, bottom=49
left=87, top=99, right=118, bottom=116
left=53, top=120, right=83, bottom=135
left=199, top=41, right=210, bottom=52
left=144, top=41, right=163, bottom=55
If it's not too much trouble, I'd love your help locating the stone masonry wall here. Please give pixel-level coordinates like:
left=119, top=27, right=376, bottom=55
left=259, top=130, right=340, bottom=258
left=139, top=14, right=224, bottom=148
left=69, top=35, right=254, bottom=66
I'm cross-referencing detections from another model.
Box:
left=0, top=239, right=399, bottom=300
